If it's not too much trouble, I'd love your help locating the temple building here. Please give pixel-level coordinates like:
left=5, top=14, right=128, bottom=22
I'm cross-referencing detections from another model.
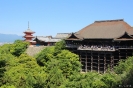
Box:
left=55, top=33, right=71, bottom=39
left=34, top=33, right=70, bottom=46
left=34, top=36, right=60, bottom=46
left=23, top=22, right=36, bottom=45
left=65, top=19, right=133, bottom=73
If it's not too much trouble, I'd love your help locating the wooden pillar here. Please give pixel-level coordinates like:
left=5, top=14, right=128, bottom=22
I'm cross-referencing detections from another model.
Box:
left=132, top=49, right=133, bottom=56
left=85, top=51, right=87, bottom=72
left=111, top=53, right=114, bottom=71
left=91, top=51, right=93, bottom=72
left=79, top=51, right=82, bottom=72
left=104, top=52, right=106, bottom=73
left=110, top=53, right=112, bottom=71
left=119, top=50, right=121, bottom=61
left=126, top=49, right=127, bottom=58
left=98, top=52, right=100, bottom=73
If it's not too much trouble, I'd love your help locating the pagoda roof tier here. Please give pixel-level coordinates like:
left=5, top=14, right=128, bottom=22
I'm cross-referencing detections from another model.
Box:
left=66, top=19, right=133, bottom=40
left=24, top=28, right=35, bottom=33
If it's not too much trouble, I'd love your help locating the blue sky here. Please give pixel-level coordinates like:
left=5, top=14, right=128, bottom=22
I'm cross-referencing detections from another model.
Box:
left=0, top=0, right=133, bottom=37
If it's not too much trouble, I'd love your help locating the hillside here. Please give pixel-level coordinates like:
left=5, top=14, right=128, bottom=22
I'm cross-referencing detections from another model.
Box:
left=0, top=33, right=23, bottom=42
left=26, top=46, right=47, bottom=56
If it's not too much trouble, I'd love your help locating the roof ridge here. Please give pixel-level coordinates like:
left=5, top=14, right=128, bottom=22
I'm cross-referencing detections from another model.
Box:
left=57, top=33, right=70, bottom=34
left=94, top=19, right=124, bottom=23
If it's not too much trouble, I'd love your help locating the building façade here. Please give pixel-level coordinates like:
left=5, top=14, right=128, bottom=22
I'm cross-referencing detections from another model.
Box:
left=65, top=19, right=133, bottom=73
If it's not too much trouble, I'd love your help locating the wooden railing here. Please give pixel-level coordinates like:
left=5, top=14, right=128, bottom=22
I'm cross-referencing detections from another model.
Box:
left=78, top=45, right=133, bottom=51
left=66, top=44, right=79, bottom=48
left=66, top=44, right=133, bottom=51
left=116, top=46, right=133, bottom=49
left=78, top=45, right=115, bottom=51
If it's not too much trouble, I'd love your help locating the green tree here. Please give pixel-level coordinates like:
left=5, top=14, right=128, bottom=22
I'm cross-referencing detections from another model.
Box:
left=0, top=52, right=15, bottom=86
left=10, top=40, right=29, bottom=57
left=35, top=46, right=55, bottom=66
left=54, top=40, right=66, bottom=55
left=0, top=85, right=16, bottom=88
left=65, top=72, right=104, bottom=88
left=45, top=66, right=66, bottom=88
left=55, top=50, right=81, bottom=78
left=2, top=54, right=46, bottom=88
left=101, top=72, right=120, bottom=88
left=0, top=44, right=11, bottom=54
left=114, top=56, right=133, bottom=85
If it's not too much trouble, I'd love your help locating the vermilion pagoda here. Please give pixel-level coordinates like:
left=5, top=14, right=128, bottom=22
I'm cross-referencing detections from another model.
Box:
left=23, top=22, right=36, bottom=45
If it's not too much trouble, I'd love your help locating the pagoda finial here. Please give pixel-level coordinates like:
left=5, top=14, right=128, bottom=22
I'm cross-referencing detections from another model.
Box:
left=28, top=21, right=29, bottom=29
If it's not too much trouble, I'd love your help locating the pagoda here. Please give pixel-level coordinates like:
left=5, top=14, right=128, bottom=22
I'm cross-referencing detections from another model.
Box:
left=23, top=22, right=36, bottom=45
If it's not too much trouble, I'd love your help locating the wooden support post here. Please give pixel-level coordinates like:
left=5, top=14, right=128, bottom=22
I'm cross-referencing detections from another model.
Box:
left=126, top=49, right=127, bottom=58
left=110, top=53, right=112, bottom=71
left=119, top=50, right=121, bottom=61
left=112, top=53, right=114, bottom=71
left=85, top=51, right=87, bottom=72
left=104, top=52, right=106, bottom=73
left=79, top=51, right=82, bottom=72
left=91, top=51, right=93, bottom=72
left=111, top=53, right=114, bottom=71
left=98, top=52, right=100, bottom=73
left=132, top=50, right=133, bottom=56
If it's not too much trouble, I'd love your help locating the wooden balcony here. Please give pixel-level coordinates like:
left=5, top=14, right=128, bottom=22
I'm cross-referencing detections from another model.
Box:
left=66, top=44, right=79, bottom=48
left=78, top=46, right=133, bottom=51
left=117, top=46, right=133, bottom=49
left=77, top=46, right=115, bottom=51
left=66, top=44, right=133, bottom=51
left=78, top=47, right=116, bottom=51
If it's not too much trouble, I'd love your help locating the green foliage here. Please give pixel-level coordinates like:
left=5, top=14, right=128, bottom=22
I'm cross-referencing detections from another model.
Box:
left=65, top=72, right=106, bottom=88
left=35, top=46, right=55, bottom=66
left=2, top=54, right=46, bottom=88
left=54, top=40, right=66, bottom=55
left=114, top=57, right=133, bottom=74
left=56, top=50, right=81, bottom=78
left=114, top=56, right=133, bottom=85
left=35, top=40, right=81, bottom=87
left=36, top=45, right=81, bottom=78
left=0, top=40, right=133, bottom=87
left=0, top=85, right=16, bottom=88
left=0, top=44, right=11, bottom=54
left=101, top=72, right=120, bottom=88
left=0, top=53, right=15, bottom=86
left=45, top=66, right=65, bottom=88
left=10, top=40, right=29, bottom=57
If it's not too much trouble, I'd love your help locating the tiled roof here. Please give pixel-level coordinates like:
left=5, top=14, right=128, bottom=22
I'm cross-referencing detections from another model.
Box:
left=75, top=19, right=133, bottom=39
left=24, top=28, right=35, bottom=33
left=128, top=27, right=133, bottom=35
left=24, top=35, right=34, bottom=37
left=35, top=36, right=61, bottom=42
left=66, top=33, right=83, bottom=40
left=55, top=33, right=70, bottom=39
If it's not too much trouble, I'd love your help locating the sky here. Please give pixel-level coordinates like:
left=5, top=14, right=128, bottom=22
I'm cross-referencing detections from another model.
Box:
left=0, top=0, right=133, bottom=37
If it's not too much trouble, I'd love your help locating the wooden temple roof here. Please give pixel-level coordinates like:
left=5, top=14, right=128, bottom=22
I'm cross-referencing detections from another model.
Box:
left=24, top=28, right=35, bottom=33
left=67, top=19, right=133, bottom=40
left=55, top=33, right=71, bottom=39
left=34, top=36, right=61, bottom=42
left=65, top=33, right=83, bottom=40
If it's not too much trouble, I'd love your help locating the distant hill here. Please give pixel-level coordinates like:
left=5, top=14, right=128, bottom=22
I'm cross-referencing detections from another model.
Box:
left=0, top=33, right=23, bottom=43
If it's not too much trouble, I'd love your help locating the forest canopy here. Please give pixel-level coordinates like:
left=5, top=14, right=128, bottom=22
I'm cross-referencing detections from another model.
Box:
left=0, top=40, right=133, bottom=88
